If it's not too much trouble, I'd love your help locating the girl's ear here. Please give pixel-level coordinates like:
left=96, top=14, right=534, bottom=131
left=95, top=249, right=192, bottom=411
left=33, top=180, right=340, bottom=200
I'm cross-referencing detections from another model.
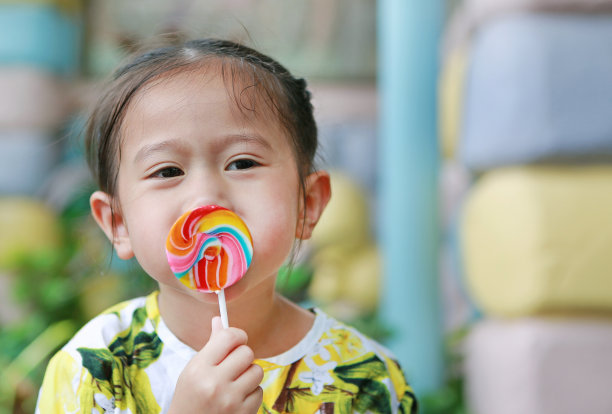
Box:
left=90, top=191, right=135, bottom=260
left=296, top=171, right=332, bottom=240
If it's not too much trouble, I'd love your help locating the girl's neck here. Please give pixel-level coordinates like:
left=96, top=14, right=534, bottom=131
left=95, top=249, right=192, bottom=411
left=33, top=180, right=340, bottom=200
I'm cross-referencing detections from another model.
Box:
left=157, top=282, right=314, bottom=359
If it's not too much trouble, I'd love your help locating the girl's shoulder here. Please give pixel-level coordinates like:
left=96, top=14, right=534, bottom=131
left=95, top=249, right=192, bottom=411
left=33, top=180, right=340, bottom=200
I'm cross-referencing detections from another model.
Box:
left=36, top=291, right=165, bottom=414
left=62, top=291, right=160, bottom=353
left=257, top=309, right=418, bottom=414
left=263, top=308, right=398, bottom=367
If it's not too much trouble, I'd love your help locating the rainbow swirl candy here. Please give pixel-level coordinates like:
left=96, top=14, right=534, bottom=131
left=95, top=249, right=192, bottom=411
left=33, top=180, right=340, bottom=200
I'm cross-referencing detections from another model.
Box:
left=165, top=206, right=253, bottom=292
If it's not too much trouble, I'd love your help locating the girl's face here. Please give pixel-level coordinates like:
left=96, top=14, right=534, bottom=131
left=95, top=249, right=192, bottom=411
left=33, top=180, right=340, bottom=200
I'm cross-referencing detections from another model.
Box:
left=96, top=69, right=322, bottom=302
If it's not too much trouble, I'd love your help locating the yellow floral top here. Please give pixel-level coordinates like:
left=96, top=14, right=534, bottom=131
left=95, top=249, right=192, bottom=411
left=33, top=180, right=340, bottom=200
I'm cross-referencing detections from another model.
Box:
left=36, top=291, right=417, bottom=414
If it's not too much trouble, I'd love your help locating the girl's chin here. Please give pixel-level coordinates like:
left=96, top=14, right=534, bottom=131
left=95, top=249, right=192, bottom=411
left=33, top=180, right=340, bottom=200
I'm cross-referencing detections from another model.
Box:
left=160, top=282, right=220, bottom=303
left=216, top=279, right=249, bottom=302
left=188, top=283, right=246, bottom=303
left=162, top=272, right=265, bottom=303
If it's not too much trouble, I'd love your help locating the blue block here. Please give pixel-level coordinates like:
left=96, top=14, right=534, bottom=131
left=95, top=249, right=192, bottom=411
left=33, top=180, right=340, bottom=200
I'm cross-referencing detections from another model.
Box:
left=0, top=4, right=82, bottom=76
left=0, top=131, right=60, bottom=195
left=461, top=14, right=612, bottom=170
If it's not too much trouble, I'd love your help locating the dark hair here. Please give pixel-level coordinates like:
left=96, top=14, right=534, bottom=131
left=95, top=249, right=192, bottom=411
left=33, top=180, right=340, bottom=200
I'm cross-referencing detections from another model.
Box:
left=86, top=38, right=318, bottom=212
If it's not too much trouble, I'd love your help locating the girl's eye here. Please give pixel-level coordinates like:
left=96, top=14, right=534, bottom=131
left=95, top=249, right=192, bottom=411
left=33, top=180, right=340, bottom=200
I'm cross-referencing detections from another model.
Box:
left=226, top=159, right=260, bottom=171
left=151, top=166, right=184, bottom=178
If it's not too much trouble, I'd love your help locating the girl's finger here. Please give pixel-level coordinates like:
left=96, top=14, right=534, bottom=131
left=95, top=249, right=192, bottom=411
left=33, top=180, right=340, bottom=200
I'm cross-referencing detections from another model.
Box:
left=218, top=344, right=256, bottom=381
left=198, top=326, right=248, bottom=366
left=233, top=363, right=264, bottom=395
left=242, top=385, right=264, bottom=414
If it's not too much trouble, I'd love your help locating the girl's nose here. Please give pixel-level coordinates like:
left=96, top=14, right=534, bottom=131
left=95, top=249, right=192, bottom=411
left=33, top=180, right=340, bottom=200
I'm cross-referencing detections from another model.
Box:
left=183, top=173, right=228, bottom=212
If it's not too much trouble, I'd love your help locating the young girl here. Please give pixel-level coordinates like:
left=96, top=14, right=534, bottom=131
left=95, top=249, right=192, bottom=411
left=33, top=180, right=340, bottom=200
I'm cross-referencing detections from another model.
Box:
left=36, top=38, right=417, bottom=414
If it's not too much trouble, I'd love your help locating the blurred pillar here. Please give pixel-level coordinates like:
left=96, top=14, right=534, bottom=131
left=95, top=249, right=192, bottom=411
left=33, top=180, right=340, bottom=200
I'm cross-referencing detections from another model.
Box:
left=377, top=0, right=445, bottom=395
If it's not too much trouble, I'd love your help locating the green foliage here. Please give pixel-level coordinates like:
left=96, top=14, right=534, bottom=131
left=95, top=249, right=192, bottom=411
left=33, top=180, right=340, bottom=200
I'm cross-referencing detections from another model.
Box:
left=419, top=326, right=473, bottom=414
left=420, top=377, right=470, bottom=414
left=276, top=263, right=313, bottom=302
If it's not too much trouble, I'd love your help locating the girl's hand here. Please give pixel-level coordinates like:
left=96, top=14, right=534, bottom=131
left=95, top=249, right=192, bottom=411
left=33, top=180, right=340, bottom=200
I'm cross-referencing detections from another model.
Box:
left=168, top=317, right=264, bottom=414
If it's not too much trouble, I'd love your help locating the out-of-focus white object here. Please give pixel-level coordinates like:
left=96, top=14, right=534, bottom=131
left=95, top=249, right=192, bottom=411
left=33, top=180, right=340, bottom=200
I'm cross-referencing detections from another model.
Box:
left=0, top=131, right=60, bottom=195
left=439, top=161, right=475, bottom=331
left=444, top=0, right=612, bottom=54
left=466, top=317, right=612, bottom=414
left=0, top=67, right=70, bottom=130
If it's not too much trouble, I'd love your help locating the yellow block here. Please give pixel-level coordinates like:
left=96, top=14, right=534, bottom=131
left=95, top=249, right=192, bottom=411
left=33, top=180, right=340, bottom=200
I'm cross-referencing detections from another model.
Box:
left=309, top=171, right=381, bottom=319
left=462, top=166, right=612, bottom=317
left=0, top=197, right=62, bottom=269
left=439, top=47, right=468, bottom=160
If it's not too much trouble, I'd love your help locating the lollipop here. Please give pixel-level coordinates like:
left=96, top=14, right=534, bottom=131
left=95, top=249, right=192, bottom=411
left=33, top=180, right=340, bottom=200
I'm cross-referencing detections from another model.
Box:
left=166, top=205, right=253, bottom=327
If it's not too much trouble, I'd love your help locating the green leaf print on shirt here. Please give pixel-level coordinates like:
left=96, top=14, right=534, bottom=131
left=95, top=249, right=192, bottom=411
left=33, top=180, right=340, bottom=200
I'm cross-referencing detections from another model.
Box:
left=334, top=353, right=393, bottom=414
left=77, top=306, right=163, bottom=413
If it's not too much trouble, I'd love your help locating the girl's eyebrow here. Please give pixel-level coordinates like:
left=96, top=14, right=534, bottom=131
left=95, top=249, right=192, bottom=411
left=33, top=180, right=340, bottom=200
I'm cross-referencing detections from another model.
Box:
left=133, top=138, right=189, bottom=163
left=224, top=133, right=273, bottom=151
left=133, top=134, right=272, bottom=163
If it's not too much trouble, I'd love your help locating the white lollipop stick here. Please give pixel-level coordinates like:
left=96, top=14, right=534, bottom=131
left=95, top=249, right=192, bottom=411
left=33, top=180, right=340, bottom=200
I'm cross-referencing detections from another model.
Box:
left=216, top=290, right=229, bottom=329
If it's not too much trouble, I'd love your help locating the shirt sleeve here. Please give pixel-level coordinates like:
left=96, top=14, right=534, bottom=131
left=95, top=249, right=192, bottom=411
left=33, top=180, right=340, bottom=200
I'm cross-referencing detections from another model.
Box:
left=398, top=384, right=418, bottom=414
left=386, top=357, right=418, bottom=414
left=35, top=350, right=97, bottom=414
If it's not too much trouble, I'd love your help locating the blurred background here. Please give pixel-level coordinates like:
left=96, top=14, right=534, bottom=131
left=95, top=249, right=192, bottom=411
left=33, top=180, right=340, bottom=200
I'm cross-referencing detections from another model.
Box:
left=2, top=0, right=612, bottom=413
